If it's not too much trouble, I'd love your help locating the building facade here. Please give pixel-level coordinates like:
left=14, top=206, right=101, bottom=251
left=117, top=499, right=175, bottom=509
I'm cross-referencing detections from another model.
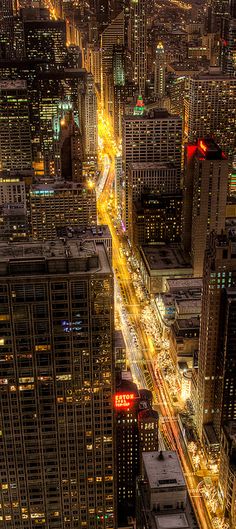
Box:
left=0, top=80, right=32, bottom=172
left=0, top=238, right=116, bottom=529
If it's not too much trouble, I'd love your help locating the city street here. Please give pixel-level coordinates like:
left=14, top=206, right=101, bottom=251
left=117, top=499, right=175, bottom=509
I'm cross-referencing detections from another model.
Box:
left=97, top=121, right=219, bottom=529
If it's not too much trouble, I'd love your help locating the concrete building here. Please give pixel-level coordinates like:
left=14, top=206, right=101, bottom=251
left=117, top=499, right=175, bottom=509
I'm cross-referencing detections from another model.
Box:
left=30, top=182, right=97, bottom=240
left=0, top=237, right=116, bottom=529
left=136, top=451, right=199, bottom=529
left=183, top=139, right=228, bottom=277
left=139, top=244, right=192, bottom=295
left=122, top=110, right=182, bottom=228
left=155, top=278, right=202, bottom=367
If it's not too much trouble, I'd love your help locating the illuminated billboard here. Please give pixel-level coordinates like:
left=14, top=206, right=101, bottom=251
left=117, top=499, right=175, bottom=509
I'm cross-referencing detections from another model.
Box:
left=114, top=393, right=135, bottom=409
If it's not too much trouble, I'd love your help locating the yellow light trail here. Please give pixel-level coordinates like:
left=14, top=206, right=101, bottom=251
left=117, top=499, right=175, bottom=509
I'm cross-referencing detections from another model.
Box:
left=97, top=103, right=219, bottom=529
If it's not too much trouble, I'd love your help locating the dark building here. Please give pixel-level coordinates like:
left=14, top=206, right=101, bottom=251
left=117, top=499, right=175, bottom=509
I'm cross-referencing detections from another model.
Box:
left=115, top=375, right=158, bottom=525
left=0, top=0, right=14, bottom=58
left=215, top=288, right=236, bottom=431
left=219, top=421, right=236, bottom=528
left=221, top=5, right=236, bottom=77
left=24, top=18, right=67, bottom=66
left=60, top=114, right=84, bottom=182
left=196, top=232, right=236, bottom=452
left=132, top=192, right=182, bottom=247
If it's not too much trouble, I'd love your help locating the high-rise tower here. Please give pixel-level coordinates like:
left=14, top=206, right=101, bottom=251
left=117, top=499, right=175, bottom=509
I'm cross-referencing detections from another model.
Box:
left=154, top=42, right=166, bottom=99
left=0, top=80, right=32, bottom=172
left=122, top=108, right=182, bottom=228
left=221, top=2, right=236, bottom=77
left=0, top=237, right=116, bottom=529
left=129, top=0, right=147, bottom=94
left=0, top=0, right=14, bottom=58
left=196, top=232, right=236, bottom=447
left=185, top=73, right=236, bottom=156
left=183, top=139, right=228, bottom=277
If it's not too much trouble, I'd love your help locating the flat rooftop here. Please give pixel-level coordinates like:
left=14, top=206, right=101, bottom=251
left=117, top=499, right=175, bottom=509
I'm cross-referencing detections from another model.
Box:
left=30, top=181, right=86, bottom=193
left=141, top=245, right=191, bottom=272
left=143, top=451, right=186, bottom=490
left=155, top=513, right=189, bottom=529
left=0, top=239, right=111, bottom=276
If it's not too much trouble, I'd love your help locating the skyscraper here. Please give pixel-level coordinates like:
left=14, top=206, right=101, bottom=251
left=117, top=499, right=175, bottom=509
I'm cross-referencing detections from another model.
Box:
left=122, top=109, right=182, bottom=228
left=185, top=73, right=236, bottom=156
left=24, top=18, right=67, bottom=66
left=115, top=375, right=158, bottom=525
left=0, top=237, right=115, bottom=529
left=0, top=80, right=32, bottom=172
left=154, top=42, right=166, bottom=99
left=100, top=11, right=124, bottom=113
left=81, top=73, right=98, bottom=167
left=0, top=0, right=14, bottom=58
left=129, top=0, right=147, bottom=94
left=196, top=232, right=236, bottom=448
left=221, top=5, right=236, bottom=77
left=183, top=139, right=228, bottom=277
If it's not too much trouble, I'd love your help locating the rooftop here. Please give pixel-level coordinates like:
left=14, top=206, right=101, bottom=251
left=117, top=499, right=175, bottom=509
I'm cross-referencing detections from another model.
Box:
left=141, top=245, right=191, bottom=272
left=143, top=451, right=186, bottom=490
left=155, top=513, right=189, bottom=529
left=0, top=239, right=111, bottom=277
left=124, top=109, right=181, bottom=121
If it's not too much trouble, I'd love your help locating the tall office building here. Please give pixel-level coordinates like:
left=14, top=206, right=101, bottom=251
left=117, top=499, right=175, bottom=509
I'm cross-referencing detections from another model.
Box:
left=185, top=73, right=236, bottom=155
left=136, top=451, right=199, bottom=529
left=196, top=232, right=236, bottom=449
left=30, top=181, right=97, bottom=240
left=100, top=11, right=124, bottom=113
left=209, top=0, right=230, bottom=31
left=154, top=42, right=166, bottom=99
left=0, top=237, right=115, bottom=529
left=221, top=6, right=236, bottom=77
left=132, top=192, right=182, bottom=247
left=129, top=0, right=147, bottom=94
left=81, top=73, right=98, bottom=167
left=122, top=109, right=182, bottom=228
left=0, top=80, right=32, bottom=172
left=115, top=375, right=158, bottom=525
left=0, top=0, right=14, bottom=58
left=24, top=18, right=67, bottom=66
left=60, top=113, right=84, bottom=183
left=183, top=139, right=228, bottom=277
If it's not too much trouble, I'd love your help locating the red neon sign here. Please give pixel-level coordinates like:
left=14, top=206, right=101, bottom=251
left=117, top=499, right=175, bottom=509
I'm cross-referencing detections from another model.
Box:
left=114, top=393, right=135, bottom=409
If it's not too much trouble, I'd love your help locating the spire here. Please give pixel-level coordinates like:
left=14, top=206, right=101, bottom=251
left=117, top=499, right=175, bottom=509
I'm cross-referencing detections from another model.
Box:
left=133, top=95, right=145, bottom=116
